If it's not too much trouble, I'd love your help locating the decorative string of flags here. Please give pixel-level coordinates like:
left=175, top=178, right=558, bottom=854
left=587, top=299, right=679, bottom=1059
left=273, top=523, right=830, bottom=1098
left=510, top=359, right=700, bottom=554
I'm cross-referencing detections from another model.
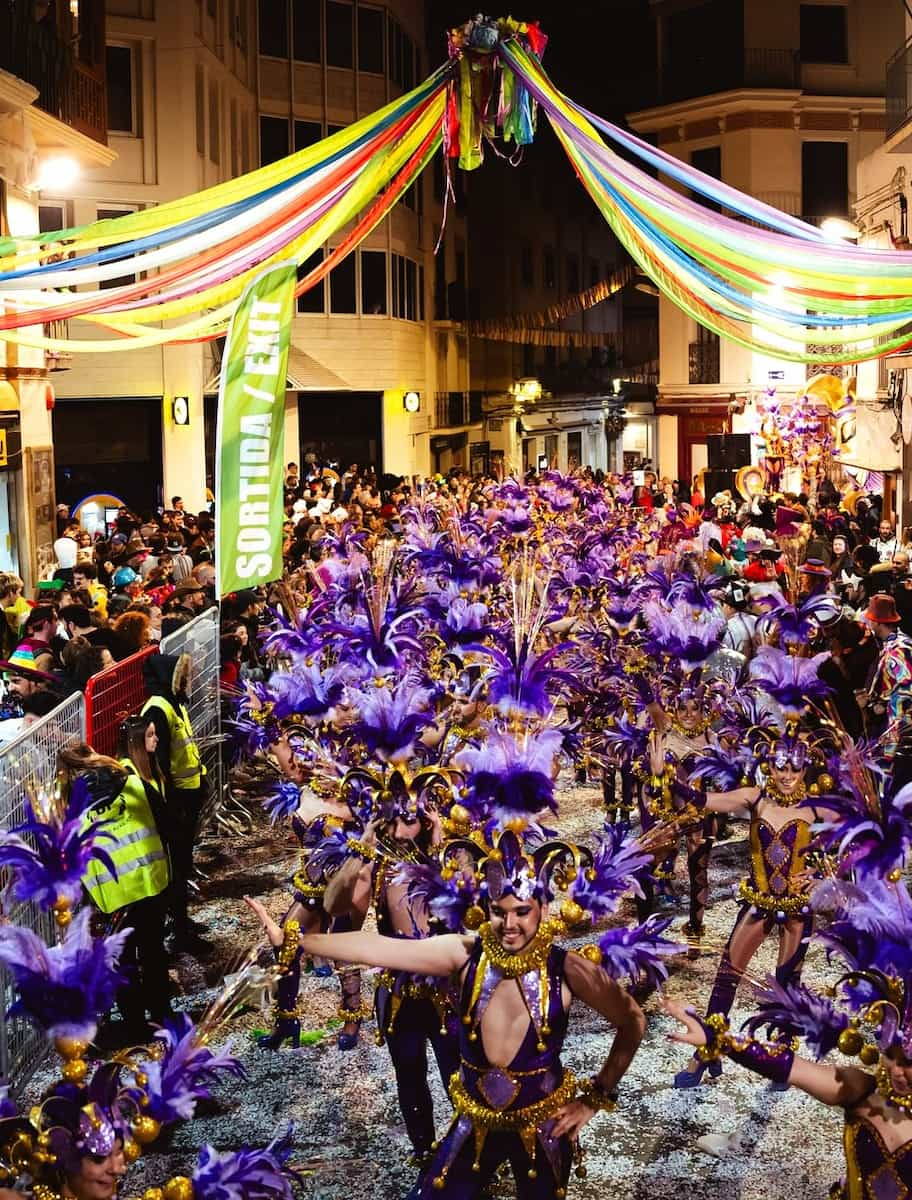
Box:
left=0, top=16, right=911, bottom=365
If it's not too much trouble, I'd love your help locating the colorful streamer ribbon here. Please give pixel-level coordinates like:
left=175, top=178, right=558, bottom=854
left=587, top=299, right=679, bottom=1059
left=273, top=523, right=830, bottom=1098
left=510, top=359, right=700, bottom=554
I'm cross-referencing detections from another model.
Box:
left=2, top=18, right=912, bottom=364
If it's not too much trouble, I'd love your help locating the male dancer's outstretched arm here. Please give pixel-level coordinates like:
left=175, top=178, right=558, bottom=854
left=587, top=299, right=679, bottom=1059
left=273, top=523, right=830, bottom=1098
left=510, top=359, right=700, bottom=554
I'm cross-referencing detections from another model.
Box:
left=245, top=895, right=473, bottom=976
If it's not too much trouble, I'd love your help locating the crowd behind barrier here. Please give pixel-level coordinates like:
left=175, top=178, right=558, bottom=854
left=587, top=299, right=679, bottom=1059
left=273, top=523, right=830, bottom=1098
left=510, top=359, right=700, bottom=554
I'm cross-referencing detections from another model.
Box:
left=0, top=609, right=222, bottom=1092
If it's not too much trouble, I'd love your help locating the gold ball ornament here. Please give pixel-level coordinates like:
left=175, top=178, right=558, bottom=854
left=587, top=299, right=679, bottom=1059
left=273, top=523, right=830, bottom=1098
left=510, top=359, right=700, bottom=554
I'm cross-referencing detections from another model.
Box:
left=448, top=803, right=471, bottom=829
left=132, top=1116, right=163, bottom=1145
left=560, top=900, right=586, bottom=927
left=837, top=1028, right=863, bottom=1056
left=54, top=1038, right=89, bottom=1061
left=463, top=905, right=485, bottom=930
left=817, top=773, right=834, bottom=792
left=142, top=1190, right=165, bottom=1200
left=163, top=1178, right=195, bottom=1200
left=122, top=1138, right=141, bottom=1164
left=61, top=1058, right=88, bottom=1084
left=578, top=944, right=603, bottom=965
left=859, top=1043, right=880, bottom=1067
left=888, top=868, right=903, bottom=883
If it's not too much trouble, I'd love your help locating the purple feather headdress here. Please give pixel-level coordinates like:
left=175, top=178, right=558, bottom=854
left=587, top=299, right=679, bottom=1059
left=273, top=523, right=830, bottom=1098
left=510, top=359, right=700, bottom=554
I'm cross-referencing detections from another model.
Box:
left=454, top=727, right=561, bottom=822
left=0, top=908, right=129, bottom=1040
left=748, top=645, right=831, bottom=719
left=642, top=598, right=725, bottom=671
left=348, top=677, right=435, bottom=763
left=0, top=783, right=118, bottom=911
left=755, top=593, right=836, bottom=650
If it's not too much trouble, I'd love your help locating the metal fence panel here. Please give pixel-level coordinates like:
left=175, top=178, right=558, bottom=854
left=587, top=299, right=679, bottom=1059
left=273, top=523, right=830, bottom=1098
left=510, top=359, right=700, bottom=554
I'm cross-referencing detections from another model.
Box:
left=0, top=691, right=85, bottom=1090
left=161, top=610, right=223, bottom=822
left=84, top=645, right=159, bottom=757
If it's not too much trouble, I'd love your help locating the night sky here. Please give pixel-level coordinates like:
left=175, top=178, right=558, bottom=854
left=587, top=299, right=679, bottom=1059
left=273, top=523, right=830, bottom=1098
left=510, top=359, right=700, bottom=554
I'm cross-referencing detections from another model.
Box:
left=425, top=0, right=657, bottom=120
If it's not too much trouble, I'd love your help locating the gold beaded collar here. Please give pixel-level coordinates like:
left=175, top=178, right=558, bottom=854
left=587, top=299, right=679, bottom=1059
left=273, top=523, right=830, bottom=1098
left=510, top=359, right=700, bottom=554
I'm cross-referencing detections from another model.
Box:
left=477, top=918, right=562, bottom=978
left=761, top=779, right=808, bottom=807
left=877, top=1064, right=912, bottom=1115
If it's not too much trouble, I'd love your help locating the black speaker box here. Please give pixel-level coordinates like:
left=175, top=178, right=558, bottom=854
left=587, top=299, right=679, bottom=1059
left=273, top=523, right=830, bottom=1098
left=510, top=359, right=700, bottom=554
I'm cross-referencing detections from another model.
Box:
left=707, top=433, right=750, bottom=470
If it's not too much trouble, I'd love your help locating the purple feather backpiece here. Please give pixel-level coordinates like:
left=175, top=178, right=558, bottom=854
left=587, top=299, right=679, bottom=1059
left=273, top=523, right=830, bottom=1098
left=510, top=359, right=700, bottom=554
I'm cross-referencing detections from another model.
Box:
left=595, top=916, right=686, bottom=988
left=393, top=861, right=480, bottom=934
left=192, top=1125, right=298, bottom=1200
left=0, top=785, right=118, bottom=910
left=0, top=908, right=129, bottom=1039
left=570, top=826, right=651, bottom=917
left=815, top=778, right=912, bottom=880
left=138, top=1013, right=245, bottom=1122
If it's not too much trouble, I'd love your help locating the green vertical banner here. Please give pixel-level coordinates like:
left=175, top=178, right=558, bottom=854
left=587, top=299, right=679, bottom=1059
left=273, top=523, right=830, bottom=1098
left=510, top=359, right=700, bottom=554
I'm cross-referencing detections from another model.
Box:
left=215, top=260, right=296, bottom=598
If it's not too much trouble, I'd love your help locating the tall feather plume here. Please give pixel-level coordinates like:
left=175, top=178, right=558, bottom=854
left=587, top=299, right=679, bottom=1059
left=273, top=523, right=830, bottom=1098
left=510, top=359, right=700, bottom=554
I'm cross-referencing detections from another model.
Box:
left=136, top=1013, right=244, bottom=1122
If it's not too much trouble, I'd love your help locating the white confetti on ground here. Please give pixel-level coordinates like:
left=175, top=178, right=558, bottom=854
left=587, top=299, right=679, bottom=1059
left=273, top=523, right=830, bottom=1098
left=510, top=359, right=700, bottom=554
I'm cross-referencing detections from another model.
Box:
left=27, top=779, right=845, bottom=1198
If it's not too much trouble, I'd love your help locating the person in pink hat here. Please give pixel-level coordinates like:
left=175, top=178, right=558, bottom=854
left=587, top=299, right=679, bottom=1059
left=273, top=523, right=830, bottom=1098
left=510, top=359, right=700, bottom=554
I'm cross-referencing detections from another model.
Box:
left=864, top=593, right=912, bottom=758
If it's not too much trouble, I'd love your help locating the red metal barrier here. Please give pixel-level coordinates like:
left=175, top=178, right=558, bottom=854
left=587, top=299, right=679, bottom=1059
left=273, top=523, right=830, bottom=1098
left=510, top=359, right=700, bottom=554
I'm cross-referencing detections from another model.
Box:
left=84, top=645, right=159, bottom=757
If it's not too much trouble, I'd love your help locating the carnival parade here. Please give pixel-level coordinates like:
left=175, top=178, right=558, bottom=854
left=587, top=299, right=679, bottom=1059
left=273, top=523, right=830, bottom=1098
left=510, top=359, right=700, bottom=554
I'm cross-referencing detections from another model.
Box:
left=3, top=10, right=912, bottom=1199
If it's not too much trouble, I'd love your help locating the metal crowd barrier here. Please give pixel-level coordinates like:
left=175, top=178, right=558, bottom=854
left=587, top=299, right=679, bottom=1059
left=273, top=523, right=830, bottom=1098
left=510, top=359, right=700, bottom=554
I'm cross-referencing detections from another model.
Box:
left=0, top=609, right=224, bottom=1091
left=160, top=609, right=229, bottom=834
left=84, top=644, right=159, bottom=757
left=0, top=691, right=86, bottom=1089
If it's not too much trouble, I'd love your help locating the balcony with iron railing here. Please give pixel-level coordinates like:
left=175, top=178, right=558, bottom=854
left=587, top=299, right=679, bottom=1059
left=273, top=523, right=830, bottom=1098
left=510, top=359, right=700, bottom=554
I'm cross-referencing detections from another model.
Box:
left=887, top=35, right=912, bottom=142
left=662, top=46, right=801, bottom=105
left=434, top=391, right=484, bottom=429
left=689, top=337, right=720, bottom=385
left=0, top=1, right=106, bottom=145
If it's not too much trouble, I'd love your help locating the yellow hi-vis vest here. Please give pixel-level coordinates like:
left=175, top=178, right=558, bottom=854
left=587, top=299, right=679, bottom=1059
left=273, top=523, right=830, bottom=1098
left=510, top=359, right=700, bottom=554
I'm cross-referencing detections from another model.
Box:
left=141, top=695, right=205, bottom=789
left=82, top=766, right=170, bottom=914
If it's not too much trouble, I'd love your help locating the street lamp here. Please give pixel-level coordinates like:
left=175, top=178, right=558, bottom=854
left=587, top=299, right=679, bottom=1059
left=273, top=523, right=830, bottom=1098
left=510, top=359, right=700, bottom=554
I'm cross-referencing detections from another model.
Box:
left=510, top=377, right=543, bottom=405
left=820, top=217, right=860, bottom=242
left=33, top=156, right=80, bottom=193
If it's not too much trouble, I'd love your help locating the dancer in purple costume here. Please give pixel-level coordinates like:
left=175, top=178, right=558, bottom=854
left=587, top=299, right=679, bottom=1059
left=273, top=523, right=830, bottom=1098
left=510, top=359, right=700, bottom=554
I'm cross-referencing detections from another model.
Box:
left=672, top=729, right=836, bottom=1087
left=246, top=828, right=657, bottom=1199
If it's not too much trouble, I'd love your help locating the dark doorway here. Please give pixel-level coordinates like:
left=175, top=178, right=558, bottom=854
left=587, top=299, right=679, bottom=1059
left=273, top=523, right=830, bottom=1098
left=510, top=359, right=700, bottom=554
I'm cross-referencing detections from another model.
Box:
left=297, top=391, right=383, bottom=473
left=53, top=397, right=163, bottom=515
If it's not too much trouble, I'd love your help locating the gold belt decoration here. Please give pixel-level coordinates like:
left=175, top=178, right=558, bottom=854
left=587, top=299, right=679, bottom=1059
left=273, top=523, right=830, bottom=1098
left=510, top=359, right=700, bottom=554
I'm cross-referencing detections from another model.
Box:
left=449, top=1069, right=576, bottom=1132
left=374, top=970, right=451, bottom=1040
left=738, top=879, right=810, bottom=915
left=459, top=1057, right=551, bottom=1078
left=432, top=1071, right=578, bottom=1189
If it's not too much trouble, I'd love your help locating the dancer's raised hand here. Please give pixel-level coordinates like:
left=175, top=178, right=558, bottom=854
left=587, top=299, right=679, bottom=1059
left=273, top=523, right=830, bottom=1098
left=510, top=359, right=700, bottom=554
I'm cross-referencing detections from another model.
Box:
left=662, top=999, right=709, bottom=1048
left=243, top=895, right=284, bottom=947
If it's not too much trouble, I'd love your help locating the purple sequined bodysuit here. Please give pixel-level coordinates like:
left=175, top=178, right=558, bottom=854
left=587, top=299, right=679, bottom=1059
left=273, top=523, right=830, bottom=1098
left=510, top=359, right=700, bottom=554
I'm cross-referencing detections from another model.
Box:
left=838, top=1112, right=912, bottom=1200
left=458, top=938, right=569, bottom=1115
left=409, top=935, right=574, bottom=1198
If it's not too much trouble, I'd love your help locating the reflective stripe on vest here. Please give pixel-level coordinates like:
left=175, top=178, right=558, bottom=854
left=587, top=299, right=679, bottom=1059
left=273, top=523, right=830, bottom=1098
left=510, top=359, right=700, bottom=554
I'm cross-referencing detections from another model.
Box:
left=82, top=773, right=170, bottom=914
left=141, top=695, right=204, bottom=788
